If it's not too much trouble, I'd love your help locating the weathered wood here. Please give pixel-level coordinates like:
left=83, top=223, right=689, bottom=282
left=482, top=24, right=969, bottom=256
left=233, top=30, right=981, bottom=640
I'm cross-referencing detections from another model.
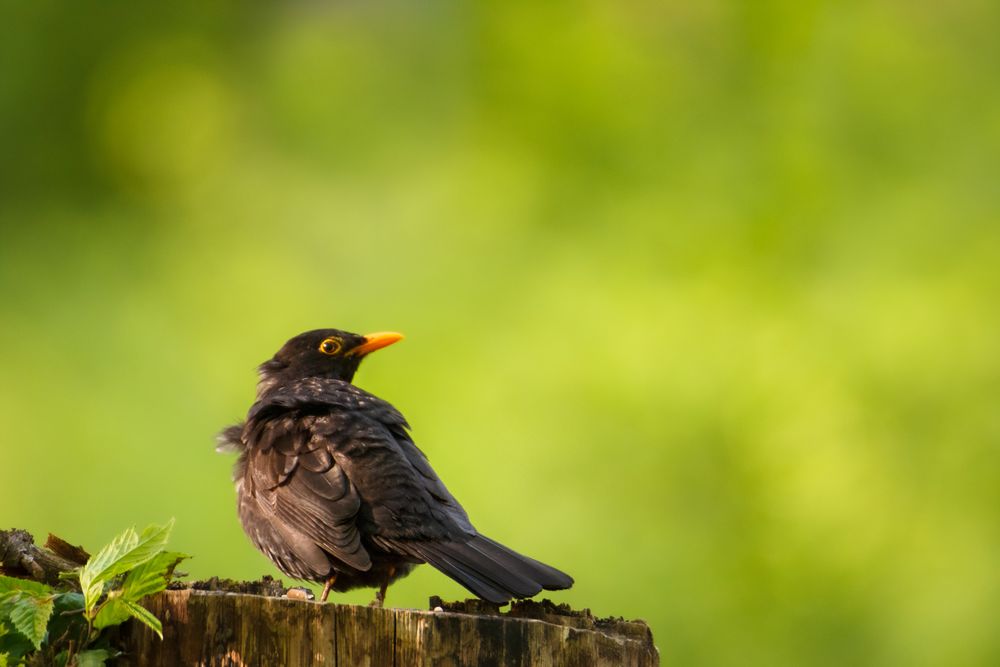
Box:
left=117, top=590, right=660, bottom=667
left=0, top=529, right=658, bottom=665
left=0, top=528, right=86, bottom=585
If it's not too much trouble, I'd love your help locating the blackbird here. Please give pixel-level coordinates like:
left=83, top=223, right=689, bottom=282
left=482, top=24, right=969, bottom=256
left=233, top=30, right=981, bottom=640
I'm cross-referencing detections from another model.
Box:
left=218, top=328, right=573, bottom=606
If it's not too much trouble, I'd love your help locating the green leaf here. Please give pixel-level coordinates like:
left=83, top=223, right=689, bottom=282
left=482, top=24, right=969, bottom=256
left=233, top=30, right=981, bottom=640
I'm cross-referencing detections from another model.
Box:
left=93, top=596, right=131, bottom=630
left=45, top=593, right=86, bottom=660
left=117, top=521, right=175, bottom=573
left=123, top=600, right=162, bottom=639
left=0, top=574, right=56, bottom=653
left=78, top=526, right=137, bottom=613
left=0, top=651, right=7, bottom=667
left=0, top=620, right=32, bottom=663
left=121, top=552, right=188, bottom=601
left=78, top=520, right=174, bottom=614
left=51, top=592, right=84, bottom=613
left=0, top=576, right=50, bottom=598
left=6, top=594, right=53, bottom=650
left=76, top=649, right=111, bottom=667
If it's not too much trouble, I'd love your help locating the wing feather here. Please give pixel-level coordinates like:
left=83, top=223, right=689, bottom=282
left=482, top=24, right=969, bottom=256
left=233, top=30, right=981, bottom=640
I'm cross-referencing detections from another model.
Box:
left=242, top=412, right=372, bottom=573
left=234, top=377, right=572, bottom=600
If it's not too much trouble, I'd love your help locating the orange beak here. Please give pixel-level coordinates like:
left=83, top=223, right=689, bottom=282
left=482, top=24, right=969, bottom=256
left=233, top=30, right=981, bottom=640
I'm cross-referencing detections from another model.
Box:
left=349, top=331, right=404, bottom=357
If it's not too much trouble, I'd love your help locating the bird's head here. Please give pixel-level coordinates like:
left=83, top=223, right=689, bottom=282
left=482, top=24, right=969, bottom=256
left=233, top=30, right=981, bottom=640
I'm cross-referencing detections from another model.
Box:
left=256, top=328, right=403, bottom=395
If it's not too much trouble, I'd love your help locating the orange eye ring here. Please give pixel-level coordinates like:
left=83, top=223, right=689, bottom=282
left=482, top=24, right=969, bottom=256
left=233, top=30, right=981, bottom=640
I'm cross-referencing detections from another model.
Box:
left=318, top=337, right=342, bottom=355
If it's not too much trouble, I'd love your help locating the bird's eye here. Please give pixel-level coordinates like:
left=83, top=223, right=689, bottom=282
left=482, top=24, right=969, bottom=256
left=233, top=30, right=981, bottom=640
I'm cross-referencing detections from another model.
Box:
left=318, top=337, right=342, bottom=355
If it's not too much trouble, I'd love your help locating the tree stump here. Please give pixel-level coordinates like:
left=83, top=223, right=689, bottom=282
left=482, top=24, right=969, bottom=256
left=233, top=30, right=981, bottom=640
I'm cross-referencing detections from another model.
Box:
left=117, top=590, right=660, bottom=666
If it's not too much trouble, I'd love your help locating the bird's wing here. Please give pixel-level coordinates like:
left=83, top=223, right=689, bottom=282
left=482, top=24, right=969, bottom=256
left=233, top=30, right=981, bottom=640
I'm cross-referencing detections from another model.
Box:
left=366, top=427, right=575, bottom=603
left=242, top=410, right=371, bottom=572
left=247, top=379, right=573, bottom=603
left=331, top=413, right=477, bottom=543
left=243, top=380, right=474, bottom=564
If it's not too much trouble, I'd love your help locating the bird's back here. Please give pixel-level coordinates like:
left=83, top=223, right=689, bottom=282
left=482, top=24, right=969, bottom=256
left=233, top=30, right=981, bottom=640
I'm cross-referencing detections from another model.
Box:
left=225, top=377, right=573, bottom=602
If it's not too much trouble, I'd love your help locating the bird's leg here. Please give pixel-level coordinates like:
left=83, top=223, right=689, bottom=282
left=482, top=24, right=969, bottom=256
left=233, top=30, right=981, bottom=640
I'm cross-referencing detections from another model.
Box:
left=320, top=574, right=338, bottom=603
left=370, top=566, right=396, bottom=608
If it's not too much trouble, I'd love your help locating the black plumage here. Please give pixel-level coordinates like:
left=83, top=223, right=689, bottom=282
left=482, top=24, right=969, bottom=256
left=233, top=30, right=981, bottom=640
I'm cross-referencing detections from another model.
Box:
left=218, top=328, right=573, bottom=605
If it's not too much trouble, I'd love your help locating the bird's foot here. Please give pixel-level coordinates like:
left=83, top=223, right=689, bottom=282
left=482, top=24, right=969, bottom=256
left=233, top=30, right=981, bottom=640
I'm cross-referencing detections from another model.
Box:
left=369, top=567, right=394, bottom=607
left=320, top=574, right=337, bottom=603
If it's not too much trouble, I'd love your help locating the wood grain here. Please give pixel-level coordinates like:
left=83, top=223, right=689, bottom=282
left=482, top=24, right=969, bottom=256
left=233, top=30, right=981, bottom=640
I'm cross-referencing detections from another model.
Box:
left=118, top=591, right=659, bottom=666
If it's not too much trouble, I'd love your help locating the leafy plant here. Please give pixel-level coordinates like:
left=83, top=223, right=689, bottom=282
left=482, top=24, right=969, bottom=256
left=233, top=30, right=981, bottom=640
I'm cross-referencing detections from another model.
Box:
left=0, top=521, right=185, bottom=666
left=0, top=576, right=54, bottom=653
left=77, top=520, right=186, bottom=640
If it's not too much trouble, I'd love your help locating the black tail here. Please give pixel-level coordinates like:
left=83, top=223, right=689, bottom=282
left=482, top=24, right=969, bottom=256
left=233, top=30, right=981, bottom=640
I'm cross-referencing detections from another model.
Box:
left=400, top=534, right=574, bottom=604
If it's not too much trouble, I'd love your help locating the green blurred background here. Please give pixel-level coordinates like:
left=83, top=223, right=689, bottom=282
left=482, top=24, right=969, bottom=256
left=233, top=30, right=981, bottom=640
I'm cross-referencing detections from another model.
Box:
left=2, top=1, right=998, bottom=665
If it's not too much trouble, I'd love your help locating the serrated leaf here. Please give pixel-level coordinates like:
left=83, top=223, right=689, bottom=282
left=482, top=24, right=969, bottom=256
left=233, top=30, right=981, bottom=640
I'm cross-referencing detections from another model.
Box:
left=121, top=552, right=188, bottom=602
left=79, top=520, right=174, bottom=613
left=0, top=576, right=50, bottom=598
left=122, top=521, right=175, bottom=568
left=0, top=651, right=8, bottom=667
left=80, top=527, right=139, bottom=581
left=7, top=594, right=53, bottom=650
left=93, top=596, right=131, bottom=630
left=123, top=600, right=162, bottom=639
left=78, top=526, right=137, bottom=613
left=76, top=648, right=110, bottom=667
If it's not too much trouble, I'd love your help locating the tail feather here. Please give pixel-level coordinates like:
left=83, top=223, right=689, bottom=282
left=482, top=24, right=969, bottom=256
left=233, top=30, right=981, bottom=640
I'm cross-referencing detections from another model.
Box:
left=394, top=534, right=574, bottom=604
left=434, top=539, right=541, bottom=598
left=401, top=541, right=512, bottom=604
left=473, top=535, right=574, bottom=590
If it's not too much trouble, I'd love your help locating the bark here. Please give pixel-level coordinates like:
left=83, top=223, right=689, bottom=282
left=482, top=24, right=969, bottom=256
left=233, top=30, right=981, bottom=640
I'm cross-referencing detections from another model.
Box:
left=117, top=590, right=660, bottom=667
left=1, top=529, right=659, bottom=666
left=0, top=528, right=87, bottom=586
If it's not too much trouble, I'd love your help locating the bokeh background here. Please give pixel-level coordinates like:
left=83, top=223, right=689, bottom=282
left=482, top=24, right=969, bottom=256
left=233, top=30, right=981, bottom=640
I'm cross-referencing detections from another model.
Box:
left=2, top=1, right=998, bottom=665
